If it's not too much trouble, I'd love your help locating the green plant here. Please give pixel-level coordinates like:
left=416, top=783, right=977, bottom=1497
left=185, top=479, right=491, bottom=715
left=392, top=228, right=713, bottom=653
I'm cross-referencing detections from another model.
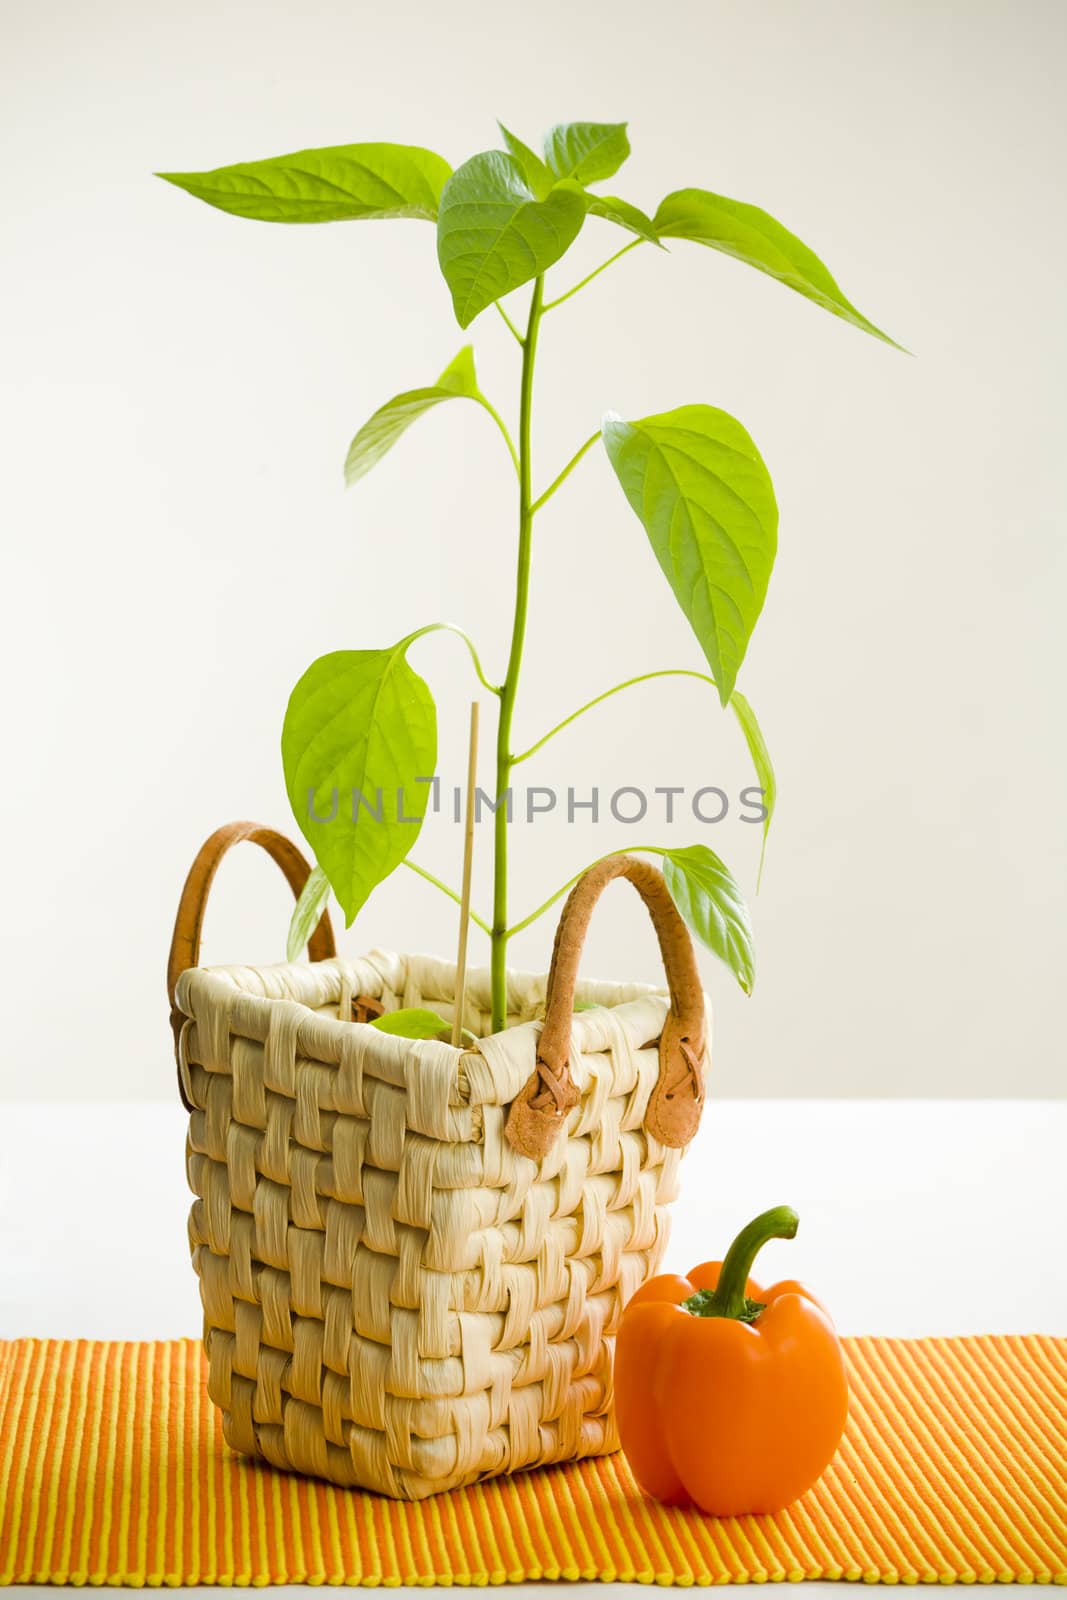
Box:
left=159, top=121, right=897, bottom=1032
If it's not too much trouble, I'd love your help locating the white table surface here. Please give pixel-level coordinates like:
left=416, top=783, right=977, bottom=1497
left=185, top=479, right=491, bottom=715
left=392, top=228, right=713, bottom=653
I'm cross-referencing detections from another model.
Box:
left=2, top=1099, right=1065, bottom=1595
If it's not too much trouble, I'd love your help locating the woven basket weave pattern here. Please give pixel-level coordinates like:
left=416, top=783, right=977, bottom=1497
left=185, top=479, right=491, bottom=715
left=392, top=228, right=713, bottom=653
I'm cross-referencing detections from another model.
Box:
left=177, top=950, right=689, bottom=1500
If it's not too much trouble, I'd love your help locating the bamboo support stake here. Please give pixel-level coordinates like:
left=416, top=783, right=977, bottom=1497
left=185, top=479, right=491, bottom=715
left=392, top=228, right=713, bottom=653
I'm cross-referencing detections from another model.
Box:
left=452, top=702, right=480, bottom=1046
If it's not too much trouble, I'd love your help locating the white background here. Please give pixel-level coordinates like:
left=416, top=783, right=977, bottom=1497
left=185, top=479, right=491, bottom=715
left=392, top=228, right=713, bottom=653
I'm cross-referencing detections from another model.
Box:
left=8, top=1101, right=1066, bottom=1340
left=3, top=0, right=1065, bottom=1100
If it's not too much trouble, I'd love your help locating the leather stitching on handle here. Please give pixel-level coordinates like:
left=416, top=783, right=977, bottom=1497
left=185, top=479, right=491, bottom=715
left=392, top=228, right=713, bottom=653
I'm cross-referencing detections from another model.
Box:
left=504, top=855, right=707, bottom=1160
left=167, top=822, right=335, bottom=1110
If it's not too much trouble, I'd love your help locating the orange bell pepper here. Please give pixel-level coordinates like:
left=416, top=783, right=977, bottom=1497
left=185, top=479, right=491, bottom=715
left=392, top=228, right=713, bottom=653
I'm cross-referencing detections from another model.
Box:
left=614, top=1205, right=848, bottom=1516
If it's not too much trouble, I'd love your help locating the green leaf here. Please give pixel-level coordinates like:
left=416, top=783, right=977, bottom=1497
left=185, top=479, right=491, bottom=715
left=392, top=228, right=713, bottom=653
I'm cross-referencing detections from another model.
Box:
left=729, top=689, right=776, bottom=887
left=602, top=406, right=778, bottom=704
left=369, top=1008, right=477, bottom=1045
left=586, top=193, right=661, bottom=245
left=281, top=639, right=437, bottom=926
left=369, top=1007, right=450, bottom=1039
left=660, top=845, right=755, bottom=995
left=654, top=188, right=898, bottom=346
left=544, top=122, right=630, bottom=185
left=345, top=345, right=482, bottom=487
left=156, top=142, right=451, bottom=224
left=497, top=122, right=554, bottom=199
left=436, top=151, right=587, bottom=327
left=286, top=865, right=331, bottom=962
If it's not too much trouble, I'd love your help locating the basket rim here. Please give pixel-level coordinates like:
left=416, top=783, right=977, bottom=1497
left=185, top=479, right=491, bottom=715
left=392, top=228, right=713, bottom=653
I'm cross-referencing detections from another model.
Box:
left=175, top=949, right=708, bottom=1110
left=176, top=946, right=677, bottom=1019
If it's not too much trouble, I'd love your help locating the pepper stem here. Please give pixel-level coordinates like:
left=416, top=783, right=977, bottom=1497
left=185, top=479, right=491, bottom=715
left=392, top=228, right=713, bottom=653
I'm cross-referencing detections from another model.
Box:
left=687, top=1205, right=799, bottom=1322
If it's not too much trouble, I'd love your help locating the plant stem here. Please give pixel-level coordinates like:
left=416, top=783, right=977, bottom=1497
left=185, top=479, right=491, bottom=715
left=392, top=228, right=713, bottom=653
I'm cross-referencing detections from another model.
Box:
left=477, top=396, right=521, bottom=476
left=506, top=866, right=585, bottom=939
left=406, top=622, right=502, bottom=696
left=507, top=844, right=666, bottom=937
left=510, top=666, right=774, bottom=890
left=513, top=669, right=718, bottom=763
left=531, top=430, right=600, bottom=515
left=490, top=275, right=544, bottom=1031
left=542, top=239, right=644, bottom=312
left=493, top=299, right=524, bottom=347
left=684, top=1206, right=799, bottom=1321
left=402, top=859, right=492, bottom=936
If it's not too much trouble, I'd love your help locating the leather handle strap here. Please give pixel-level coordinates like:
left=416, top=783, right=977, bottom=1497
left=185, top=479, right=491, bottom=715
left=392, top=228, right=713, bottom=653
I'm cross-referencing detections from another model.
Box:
left=167, top=821, right=335, bottom=1108
left=504, top=854, right=707, bottom=1160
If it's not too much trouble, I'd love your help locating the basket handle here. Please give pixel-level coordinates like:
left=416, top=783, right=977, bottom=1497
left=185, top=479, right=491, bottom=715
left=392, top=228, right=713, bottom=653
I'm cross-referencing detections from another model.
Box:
left=504, top=854, right=707, bottom=1160
left=167, top=821, right=335, bottom=1108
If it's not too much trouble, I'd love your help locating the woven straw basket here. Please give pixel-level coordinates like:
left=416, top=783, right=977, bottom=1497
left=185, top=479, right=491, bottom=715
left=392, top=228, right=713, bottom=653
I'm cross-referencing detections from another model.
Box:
left=168, top=822, right=709, bottom=1500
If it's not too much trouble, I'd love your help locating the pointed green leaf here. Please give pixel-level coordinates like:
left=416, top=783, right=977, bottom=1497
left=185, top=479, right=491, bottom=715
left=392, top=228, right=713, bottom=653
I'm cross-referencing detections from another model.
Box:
left=496, top=122, right=554, bottom=199
left=431, top=345, right=480, bottom=396
left=156, top=142, right=451, bottom=224
left=344, top=345, right=482, bottom=487
left=603, top=406, right=778, bottom=704
left=654, top=188, right=898, bottom=346
left=369, top=1008, right=476, bottom=1045
left=286, top=865, right=331, bottom=962
left=729, top=690, right=776, bottom=886
left=369, top=1007, right=450, bottom=1039
left=282, top=640, right=437, bottom=926
left=586, top=193, right=661, bottom=244
left=544, top=122, right=630, bottom=185
left=436, top=151, right=587, bottom=327
left=660, top=844, right=755, bottom=994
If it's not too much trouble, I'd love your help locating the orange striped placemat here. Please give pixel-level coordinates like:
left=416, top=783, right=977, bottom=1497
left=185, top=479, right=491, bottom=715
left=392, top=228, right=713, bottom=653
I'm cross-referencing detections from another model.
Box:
left=1, top=1336, right=1065, bottom=1586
